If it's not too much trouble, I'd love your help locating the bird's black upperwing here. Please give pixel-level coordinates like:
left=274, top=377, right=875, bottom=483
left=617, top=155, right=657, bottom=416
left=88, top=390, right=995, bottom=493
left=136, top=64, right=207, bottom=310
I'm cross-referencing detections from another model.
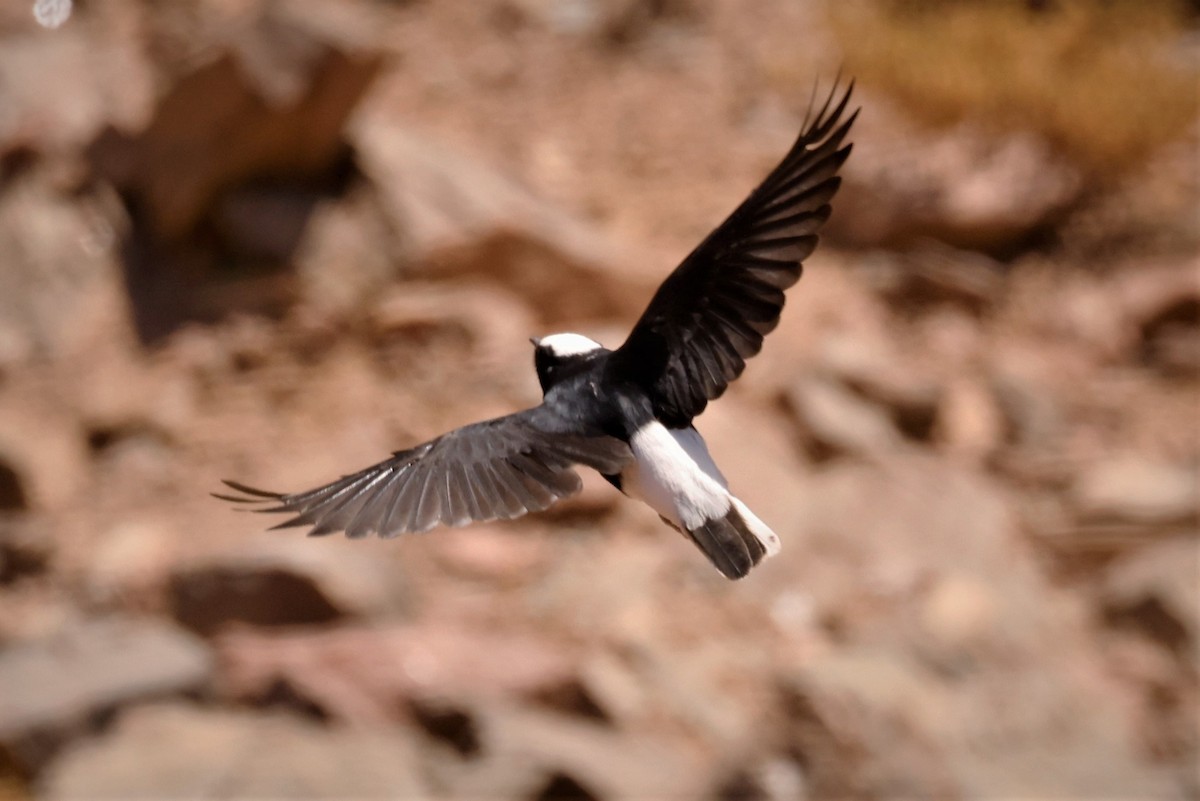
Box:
left=216, top=405, right=631, bottom=538
left=607, top=81, right=857, bottom=426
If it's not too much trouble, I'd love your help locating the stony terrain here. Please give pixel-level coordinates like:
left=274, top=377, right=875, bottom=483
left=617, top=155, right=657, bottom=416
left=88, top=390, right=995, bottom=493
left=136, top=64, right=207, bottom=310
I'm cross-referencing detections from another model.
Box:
left=0, top=1, right=1196, bottom=799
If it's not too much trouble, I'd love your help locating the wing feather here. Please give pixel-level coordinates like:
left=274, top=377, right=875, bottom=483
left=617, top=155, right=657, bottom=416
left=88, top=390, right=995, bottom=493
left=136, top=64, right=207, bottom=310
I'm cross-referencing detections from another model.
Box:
left=218, top=406, right=631, bottom=538
left=608, top=80, right=857, bottom=425
left=343, top=469, right=398, bottom=538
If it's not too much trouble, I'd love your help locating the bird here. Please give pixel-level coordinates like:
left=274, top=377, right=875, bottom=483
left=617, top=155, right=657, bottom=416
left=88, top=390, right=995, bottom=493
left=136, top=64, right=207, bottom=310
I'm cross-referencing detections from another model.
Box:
left=217, top=81, right=857, bottom=580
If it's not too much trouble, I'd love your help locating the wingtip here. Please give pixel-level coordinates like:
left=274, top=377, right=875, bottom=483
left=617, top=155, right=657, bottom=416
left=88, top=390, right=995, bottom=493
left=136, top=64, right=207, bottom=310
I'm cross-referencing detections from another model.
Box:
left=268, top=517, right=315, bottom=531
left=219, top=479, right=284, bottom=499
left=844, top=104, right=861, bottom=128
left=211, top=491, right=259, bottom=504
left=213, top=479, right=290, bottom=512
left=829, top=65, right=854, bottom=99
left=831, top=64, right=846, bottom=95
left=794, top=73, right=859, bottom=151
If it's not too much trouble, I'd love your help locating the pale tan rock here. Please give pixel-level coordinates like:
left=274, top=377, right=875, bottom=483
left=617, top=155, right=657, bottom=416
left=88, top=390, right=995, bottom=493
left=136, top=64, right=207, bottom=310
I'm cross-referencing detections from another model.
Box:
left=0, top=3, right=153, bottom=153
left=920, top=573, right=998, bottom=649
left=770, top=456, right=1182, bottom=798
left=433, top=525, right=550, bottom=583
left=1072, top=456, right=1198, bottom=527
left=293, top=186, right=398, bottom=315
left=216, top=623, right=579, bottom=724
left=352, top=120, right=657, bottom=326
left=781, top=651, right=960, bottom=799
left=784, top=375, right=904, bottom=462
left=0, top=402, right=87, bottom=512
left=447, top=703, right=708, bottom=801
left=576, top=650, right=649, bottom=724
left=0, top=618, right=213, bottom=773
left=84, top=520, right=176, bottom=607
left=40, top=704, right=429, bottom=800
left=935, top=376, right=1005, bottom=463
left=0, top=172, right=132, bottom=366
left=831, top=100, right=1083, bottom=253
left=817, top=333, right=941, bottom=441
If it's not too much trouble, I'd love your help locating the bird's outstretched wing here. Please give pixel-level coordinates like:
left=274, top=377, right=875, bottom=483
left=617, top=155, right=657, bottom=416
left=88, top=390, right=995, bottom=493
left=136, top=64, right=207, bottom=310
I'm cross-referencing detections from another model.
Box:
left=216, top=405, right=631, bottom=538
left=607, top=81, right=857, bottom=426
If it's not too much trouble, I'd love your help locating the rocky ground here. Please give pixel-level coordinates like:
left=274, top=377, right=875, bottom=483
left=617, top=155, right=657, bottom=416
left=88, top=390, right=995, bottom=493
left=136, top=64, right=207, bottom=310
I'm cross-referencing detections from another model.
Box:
left=0, top=0, right=1197, bottom=799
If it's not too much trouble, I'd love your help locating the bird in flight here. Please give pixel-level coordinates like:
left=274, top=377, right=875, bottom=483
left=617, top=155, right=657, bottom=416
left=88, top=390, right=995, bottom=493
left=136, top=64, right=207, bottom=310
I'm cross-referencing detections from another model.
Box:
left=218, top=82, right=857, bottom=579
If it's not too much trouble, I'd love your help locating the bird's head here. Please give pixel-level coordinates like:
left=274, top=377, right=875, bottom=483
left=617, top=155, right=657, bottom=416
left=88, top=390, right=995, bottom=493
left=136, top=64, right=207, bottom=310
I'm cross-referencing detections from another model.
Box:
left=531, top=332, right=605, bottom=393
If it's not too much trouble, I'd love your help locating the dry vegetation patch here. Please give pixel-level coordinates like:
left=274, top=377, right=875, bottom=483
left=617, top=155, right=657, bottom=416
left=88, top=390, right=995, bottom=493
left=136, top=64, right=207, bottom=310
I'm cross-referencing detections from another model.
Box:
left=827, top=0, right=1199, bottom=176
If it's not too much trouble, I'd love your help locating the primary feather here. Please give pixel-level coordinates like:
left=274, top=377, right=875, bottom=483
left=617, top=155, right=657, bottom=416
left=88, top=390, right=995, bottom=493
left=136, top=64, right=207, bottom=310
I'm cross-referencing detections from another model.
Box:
left=607, top=80, right=857, bottom=427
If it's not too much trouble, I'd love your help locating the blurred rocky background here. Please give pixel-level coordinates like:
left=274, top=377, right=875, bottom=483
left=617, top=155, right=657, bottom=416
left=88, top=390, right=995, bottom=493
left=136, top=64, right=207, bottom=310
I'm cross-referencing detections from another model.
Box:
left=0, top=0, right=1197, bottom=798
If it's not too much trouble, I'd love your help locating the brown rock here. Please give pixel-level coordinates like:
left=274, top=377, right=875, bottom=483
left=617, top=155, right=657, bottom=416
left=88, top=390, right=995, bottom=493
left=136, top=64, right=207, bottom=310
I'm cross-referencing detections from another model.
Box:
left=1071, top=456, right=1198, bottom=528
left=713, top=758, right=811, bottom=801
left=1102, top=631, right=1197, bottom=767
left=1141, top=309, right=1200, bottom=377
left=293, top=186, right=399, bottom=315
left=368, top=282, right=538, bottom=377
left=1119, top=262, right=1200, bottom=378
left=216, top=623, right=578, bottom=724
left=39, top=703, right=429, bottom=800
left=784, top=375, right=904, bottom=462
left=0, top=169, right=133, bottom=367
left=77, top=0, right=388, bottom=342
left=1101, top=536, right=1200, bottom=660
left=0, top=518, right=53, bottom=585
left=0, top=618, right=213, bottom=773
left=352, top=120, right=656, bottom=327
left=784, top=639, right=1180, bottom=800
left=863, top=246, right=1006, bottom=315
left=831, top=103, right=1083, bottom=254
left=780, top=652, right=961, bottom=800
left=529, top=537, right=672, bottom=645
left=0, top=457, right=28, bottom=513
left=438, top=703, right=708, bottom=801
left=169, top=539, right=408, bottom=635
left=89, top=3, right=384, bottom=241
left=769, top=457, right=1183, bottom=797
left=817, top=334, right=941, bottom=442
left=0, top=3, right=153, bottom=154
left=574, top=651, right=650, bottom=725
left=212, top=185, right=324, bottom=264
left=512, top=0, right=698, bottom=42
left=433, top=525, right=550, bottom=583
left=766, top=456, right=1034, bottom=636
left=0, top=402, right=87, bottom=513
left=989, top=370, right=1063, bottom=449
